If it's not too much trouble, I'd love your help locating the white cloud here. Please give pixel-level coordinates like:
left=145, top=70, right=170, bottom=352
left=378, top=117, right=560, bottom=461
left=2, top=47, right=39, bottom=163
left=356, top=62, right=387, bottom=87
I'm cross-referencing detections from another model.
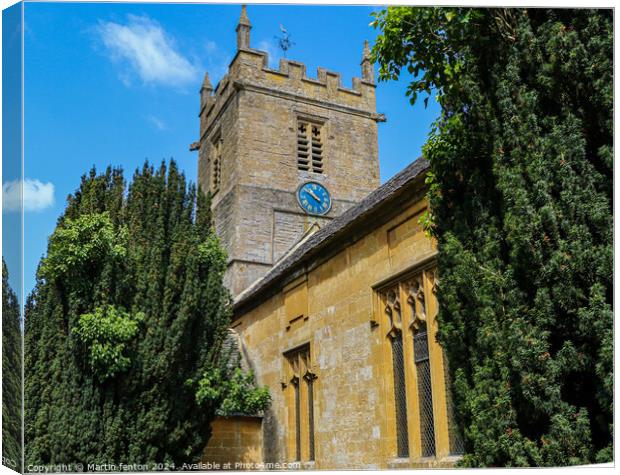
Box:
left=257, top=39, right=281, bottom=69
left=2, top=179, right=55, bottom=213
left=97, top=15, right=199, bottom=88
left=147, top=114, right=166, bottom=131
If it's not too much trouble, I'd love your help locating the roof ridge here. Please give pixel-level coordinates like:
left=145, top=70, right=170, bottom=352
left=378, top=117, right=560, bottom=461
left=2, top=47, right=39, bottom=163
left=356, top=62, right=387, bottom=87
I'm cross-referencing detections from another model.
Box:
left=233, top=157, right=429, bottom=310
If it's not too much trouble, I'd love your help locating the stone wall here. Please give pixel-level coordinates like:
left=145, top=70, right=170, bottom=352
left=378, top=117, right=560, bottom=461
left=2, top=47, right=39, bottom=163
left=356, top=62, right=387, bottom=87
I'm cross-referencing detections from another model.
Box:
left=230, top=189, right=460, bottom=469
left=202, top=416, right=263, bottom=468
left=197, top=47, right=383, bottom=296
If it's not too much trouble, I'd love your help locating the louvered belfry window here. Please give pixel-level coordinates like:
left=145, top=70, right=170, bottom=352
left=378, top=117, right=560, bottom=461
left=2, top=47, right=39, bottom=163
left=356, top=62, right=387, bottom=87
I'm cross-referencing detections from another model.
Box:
left=211, top=135, right=222, bottom=193
left=297, top=120, right=323, bottom=173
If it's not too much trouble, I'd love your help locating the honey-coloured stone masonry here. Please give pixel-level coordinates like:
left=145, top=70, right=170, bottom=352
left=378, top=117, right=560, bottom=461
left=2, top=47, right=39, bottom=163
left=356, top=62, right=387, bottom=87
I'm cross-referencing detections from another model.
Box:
left=193, top=6, right=384, bottom=296
left=229, top=159, right=463, bottom=469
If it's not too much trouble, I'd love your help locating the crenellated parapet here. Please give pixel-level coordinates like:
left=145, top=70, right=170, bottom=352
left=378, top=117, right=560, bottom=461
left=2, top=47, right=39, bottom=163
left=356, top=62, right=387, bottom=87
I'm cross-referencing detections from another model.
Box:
left=236, top=48, right=374, bottom=92
left=195, top=5, right=383, bottom=144
left=231, top=47, right=378, bottom=109
left=198, top=48, right=383, bottom=142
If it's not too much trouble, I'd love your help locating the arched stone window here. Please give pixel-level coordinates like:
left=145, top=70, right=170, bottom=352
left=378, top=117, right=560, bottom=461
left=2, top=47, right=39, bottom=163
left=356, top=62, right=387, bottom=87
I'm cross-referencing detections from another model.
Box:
left=376, top=266, right=464, bottom=462
left=407, top=276, right=436, bottom=457
left=284, top=344, right=316, bottom=462
left=384, top=288, right=409, bottom=458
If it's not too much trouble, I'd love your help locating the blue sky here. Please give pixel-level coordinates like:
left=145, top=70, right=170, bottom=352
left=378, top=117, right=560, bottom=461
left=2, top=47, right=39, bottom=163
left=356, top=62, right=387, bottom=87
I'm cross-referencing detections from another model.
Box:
left=2, top=1, right=23, bottom=303
left=15, top=1, right=440, bottom=297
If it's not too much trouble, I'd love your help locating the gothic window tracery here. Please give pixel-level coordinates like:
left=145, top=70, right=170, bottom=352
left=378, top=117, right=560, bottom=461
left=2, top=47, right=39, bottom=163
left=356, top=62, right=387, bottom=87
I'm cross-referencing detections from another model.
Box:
left=284, top=345, right=316, bottom=462
left=407, top=276, right=427, bottom=331
left=378, top=267, right=464, bottom=461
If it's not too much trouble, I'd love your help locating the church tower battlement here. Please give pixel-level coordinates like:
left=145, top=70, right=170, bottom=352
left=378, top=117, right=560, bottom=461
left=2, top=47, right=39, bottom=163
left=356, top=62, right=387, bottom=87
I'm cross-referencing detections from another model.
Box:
left=200, top=48, right=381, bottom=132
left=193, top=5, right=384, bottom=296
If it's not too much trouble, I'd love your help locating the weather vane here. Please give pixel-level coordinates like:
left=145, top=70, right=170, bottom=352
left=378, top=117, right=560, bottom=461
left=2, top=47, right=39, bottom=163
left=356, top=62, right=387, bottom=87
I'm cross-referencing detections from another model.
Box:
left=275, top=24, right=295, bottom=57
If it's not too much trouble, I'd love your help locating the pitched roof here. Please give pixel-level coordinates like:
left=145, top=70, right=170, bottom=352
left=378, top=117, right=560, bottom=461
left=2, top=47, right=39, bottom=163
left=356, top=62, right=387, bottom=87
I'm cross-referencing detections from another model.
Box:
left=233, top=157, right=430, bottom=314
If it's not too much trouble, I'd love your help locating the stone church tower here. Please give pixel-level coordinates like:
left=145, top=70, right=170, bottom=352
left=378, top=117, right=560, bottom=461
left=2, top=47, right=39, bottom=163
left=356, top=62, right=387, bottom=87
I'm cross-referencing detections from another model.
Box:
left=193, top=6, right=384, bottom=296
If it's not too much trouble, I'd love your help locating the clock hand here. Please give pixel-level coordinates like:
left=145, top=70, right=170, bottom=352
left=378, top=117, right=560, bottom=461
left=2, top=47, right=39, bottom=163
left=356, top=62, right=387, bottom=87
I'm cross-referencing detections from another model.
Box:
left=307, top=189, right=322, bottom=203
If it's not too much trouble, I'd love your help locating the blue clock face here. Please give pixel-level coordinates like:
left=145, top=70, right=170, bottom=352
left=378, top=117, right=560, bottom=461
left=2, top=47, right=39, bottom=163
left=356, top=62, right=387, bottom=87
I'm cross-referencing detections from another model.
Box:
left=297, top=182, right=332, bottom=215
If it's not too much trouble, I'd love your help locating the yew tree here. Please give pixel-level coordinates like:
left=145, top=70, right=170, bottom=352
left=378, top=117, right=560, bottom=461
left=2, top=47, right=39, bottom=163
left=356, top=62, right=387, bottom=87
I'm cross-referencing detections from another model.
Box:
left=3, top=260, right=22, bottom=472
left=25, top=161, right=268, bottom=466
left=372, top=8, right=612, bottom=466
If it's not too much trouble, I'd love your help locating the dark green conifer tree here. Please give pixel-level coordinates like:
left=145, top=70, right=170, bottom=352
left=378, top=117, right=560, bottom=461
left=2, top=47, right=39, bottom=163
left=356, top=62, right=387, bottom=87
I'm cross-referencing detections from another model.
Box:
left=3, top=260, right=22, bottom=472
left=25, top=161, right=267, bottom=467
left=372, top=8, right=612, bottom=466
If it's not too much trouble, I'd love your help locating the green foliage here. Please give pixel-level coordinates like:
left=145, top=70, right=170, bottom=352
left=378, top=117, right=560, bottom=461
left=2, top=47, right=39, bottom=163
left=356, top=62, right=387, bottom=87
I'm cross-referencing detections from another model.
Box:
left=39, top=212, right=127, bottom=283
left=25, top=161, right=238, bottom=466
left=372, top=8, right=612, bottom=467
left=195, top=367, right=271, bottom=416
left=2, top=260, right=22, bottom=472
left=219, top=369, right=271, bottom=416
left=74, top=305, right=143, bottom=380
left=197, top=234, right=227, bottom=275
